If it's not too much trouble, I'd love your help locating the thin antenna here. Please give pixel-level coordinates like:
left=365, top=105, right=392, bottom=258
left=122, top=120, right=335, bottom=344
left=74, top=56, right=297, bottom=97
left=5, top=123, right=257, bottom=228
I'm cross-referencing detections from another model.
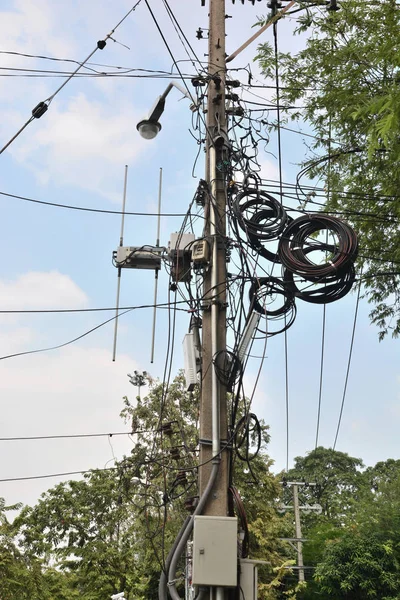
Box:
left=150, top=167, right=162, bottom=363
left=112, top=165, right=128, bottom=362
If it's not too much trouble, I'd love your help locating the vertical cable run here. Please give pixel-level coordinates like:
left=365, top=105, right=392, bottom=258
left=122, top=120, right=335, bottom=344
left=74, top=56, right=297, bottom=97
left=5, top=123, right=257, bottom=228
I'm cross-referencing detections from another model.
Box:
left=273, top=20, right=289, bottom=472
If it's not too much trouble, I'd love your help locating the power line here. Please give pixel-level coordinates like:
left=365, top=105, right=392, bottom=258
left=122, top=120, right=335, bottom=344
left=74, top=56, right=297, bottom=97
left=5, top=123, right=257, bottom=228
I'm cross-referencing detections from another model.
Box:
left=0, top=300, right=189, bottom=315
left=0, top=466, right=117, bottom=483
left=0, top=190, right=204, bottom=218
left=0, top=1, right=143, bottom=155
left=332, top=272, right=363, bottom=450
left=315, top=303, right=326, bottom=449
left=0, top=431, right=139, bottom=441
left=0, top=300, right=192, bottom=362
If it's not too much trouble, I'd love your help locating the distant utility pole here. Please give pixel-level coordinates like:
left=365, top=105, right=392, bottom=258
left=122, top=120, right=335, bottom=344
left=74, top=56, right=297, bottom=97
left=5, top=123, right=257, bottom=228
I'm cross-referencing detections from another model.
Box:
left=199, top=0, right=228, bottom=517
left=279, top=481, right=320, bottom=582
left=292, top=484, right=305, bottom=582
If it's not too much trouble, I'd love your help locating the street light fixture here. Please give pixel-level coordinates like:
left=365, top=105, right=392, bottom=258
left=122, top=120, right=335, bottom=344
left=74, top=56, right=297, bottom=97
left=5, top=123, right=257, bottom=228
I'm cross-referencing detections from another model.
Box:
left=136, top=81, right=195, bottom=140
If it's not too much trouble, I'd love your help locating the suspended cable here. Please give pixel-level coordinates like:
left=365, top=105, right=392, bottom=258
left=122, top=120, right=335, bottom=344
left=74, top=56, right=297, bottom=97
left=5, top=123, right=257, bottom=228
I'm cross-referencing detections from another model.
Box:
left=315, top=303, right=326, bottom=449
left=0, top=190, right=204, bottom=218
left=0, top=0, right=143, bottom=155
left=0, top=466, right=116, bottom=483
left=0, top=430, right=151, bottom=441
left=332, top=271, right=363, bottom=450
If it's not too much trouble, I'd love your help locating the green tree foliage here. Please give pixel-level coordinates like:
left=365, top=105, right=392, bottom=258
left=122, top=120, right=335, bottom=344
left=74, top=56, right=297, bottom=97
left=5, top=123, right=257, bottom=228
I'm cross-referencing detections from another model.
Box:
left=282, top=449, right=400, bottom=599
left=256, top=0, right=400, bottom=338
left=14, top=374, right=288, bottom=600
left=0, top=498, right=78, bottom=600
left=284, top=447, right=363, bottom=522
left=314, top=532, right=400, bottom=599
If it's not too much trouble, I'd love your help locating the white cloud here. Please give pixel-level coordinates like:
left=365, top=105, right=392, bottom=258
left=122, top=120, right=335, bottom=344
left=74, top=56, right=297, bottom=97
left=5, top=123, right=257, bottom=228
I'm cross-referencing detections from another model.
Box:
left=0, top=271, right=88, bottom=310
left=0, top=342, right=143, bottom=509
left=8, top=93, right=148, bottom=201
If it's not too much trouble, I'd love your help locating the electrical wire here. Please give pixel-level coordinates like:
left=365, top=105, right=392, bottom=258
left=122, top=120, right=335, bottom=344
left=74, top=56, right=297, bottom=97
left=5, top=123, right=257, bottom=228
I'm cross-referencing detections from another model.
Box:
left=0, top=430, right=152, bottom=441
left=0, top=466, right=117, bottom=483
left=332, top=270, right=363, bottom=450
left=0, top=1, right=143, bottom=155
left=0, top=301, right=190, bottom=314
left=0, top=189, right=201, bottom=218
left=0, top=299, right=192, bottom=361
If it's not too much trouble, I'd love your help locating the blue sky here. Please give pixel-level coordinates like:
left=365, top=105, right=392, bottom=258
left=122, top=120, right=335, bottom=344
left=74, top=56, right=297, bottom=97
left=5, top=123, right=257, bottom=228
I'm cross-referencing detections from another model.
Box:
left=0, top=0, right=398, bottom=510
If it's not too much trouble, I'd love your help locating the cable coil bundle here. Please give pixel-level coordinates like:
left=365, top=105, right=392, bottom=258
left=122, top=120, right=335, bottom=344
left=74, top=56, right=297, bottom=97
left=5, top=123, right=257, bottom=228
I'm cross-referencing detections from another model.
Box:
left=249, top=276, right=296, bottom=335
left=232, top=187, right=288, bottom=262
left=278, top=214, right=358, bottom=304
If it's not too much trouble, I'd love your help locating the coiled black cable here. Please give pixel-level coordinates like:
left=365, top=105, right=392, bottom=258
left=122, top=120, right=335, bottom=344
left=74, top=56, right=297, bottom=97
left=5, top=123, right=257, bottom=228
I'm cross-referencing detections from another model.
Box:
left=284, top=263, right=356, bottom=304
left=278, top=214, right=358, bottom=278
left=233, top=188, right=288, bottom=241
left=249, top=276, right=297, bottom=335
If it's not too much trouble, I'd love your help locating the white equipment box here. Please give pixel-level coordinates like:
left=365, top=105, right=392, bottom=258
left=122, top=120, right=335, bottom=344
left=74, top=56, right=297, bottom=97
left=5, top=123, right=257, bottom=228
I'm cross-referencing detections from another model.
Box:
left=192, top=516, right=237, bottom=587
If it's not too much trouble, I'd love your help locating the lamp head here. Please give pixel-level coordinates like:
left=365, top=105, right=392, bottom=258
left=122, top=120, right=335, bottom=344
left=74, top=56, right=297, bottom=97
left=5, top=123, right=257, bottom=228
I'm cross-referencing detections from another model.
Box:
left=136, top=119, right=162, bottom=140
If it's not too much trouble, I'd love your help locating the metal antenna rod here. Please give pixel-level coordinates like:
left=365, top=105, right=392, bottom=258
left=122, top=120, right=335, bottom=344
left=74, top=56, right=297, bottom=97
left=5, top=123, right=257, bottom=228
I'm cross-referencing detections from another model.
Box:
left=112, top=165, right=129, bottom=362
left=150, top=167, right=162, bottom=363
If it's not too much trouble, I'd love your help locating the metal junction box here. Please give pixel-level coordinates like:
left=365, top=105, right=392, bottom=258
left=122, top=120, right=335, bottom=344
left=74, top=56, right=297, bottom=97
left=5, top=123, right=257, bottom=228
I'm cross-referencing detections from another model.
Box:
left=239, top=559, right=269, bottom=600
left=192, top=516, right=237, bottom=587
left=114, top=246, right=161, bottom=270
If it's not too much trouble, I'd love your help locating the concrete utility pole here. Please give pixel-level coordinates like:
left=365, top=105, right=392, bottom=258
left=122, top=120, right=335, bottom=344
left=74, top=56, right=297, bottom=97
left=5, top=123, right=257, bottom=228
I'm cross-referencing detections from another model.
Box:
left=199, top=0, right=228, bottom=517
left=292, top=485, right=305, bottom=582
left=279, top=481, right=320, bottom=583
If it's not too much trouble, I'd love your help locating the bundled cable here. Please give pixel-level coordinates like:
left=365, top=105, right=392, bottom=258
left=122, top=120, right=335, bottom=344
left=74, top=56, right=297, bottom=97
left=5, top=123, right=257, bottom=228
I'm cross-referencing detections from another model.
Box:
left=249, top=276, right=296, bottom=335
left=277, top=214, right=358, bottom=304
left=278, top=214, right=358, bottom=278
left=212, top=349, right=242, bottom=391
left=229, top=486, right=249, bottom=559
left=284, top=262, right=356, bottom=304
left=234, top=413, right=262, bottom=463
left=232, top=188, right=288, bottom=241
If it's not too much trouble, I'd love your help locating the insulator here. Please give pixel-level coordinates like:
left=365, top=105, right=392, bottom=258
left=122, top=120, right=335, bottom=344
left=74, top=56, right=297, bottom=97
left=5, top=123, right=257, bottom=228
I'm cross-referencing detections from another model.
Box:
left=170, top=448, right=180, bottom=460
left=160, top=422, right=174, bottom=436
left=184, top=496, right=199, bottom=512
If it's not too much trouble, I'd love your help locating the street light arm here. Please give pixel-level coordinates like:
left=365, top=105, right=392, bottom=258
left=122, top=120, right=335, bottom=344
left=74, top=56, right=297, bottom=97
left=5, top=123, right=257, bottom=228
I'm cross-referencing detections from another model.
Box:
left=137, top=80, right=196, bottom=140
left=162, top=80, right=195, bottom=104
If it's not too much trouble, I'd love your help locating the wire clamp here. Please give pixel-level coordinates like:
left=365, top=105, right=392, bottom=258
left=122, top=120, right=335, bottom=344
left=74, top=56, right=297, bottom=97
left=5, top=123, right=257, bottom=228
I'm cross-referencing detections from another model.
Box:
left=199, top=437, right=231, bottom=448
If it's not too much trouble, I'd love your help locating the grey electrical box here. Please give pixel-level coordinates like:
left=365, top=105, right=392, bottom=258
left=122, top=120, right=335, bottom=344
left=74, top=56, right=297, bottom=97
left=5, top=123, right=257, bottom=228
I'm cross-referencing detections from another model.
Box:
left=192, top=516, right=237, bottom=587
left=114, top=246, right=162, bottom=270
left=239, top=559, right=270, bottom=600
left=169, top=233, right=195, bottom=253
left=191, top=239, right=210, bottom=265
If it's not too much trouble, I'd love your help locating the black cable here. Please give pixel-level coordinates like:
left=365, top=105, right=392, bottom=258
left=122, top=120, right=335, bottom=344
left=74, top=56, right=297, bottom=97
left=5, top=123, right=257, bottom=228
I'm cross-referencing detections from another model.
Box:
left=0, top=466, right=117, bottom=483
left=333, top=271, right=363, bottom=450
left=273, top=18, right=291, bottom=473
left=161, top=0, right=203, bottom=70
left=0, top=430, right=151, bottom=441
left=0, top=189, right=198, bottom=217
left=0, top=301, right=189, bottom=314
left=315, top=303, right=326, bottom=449
left=0, top=1, right=143, bottom=155
left=143, top=0, right=194, bottom=101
